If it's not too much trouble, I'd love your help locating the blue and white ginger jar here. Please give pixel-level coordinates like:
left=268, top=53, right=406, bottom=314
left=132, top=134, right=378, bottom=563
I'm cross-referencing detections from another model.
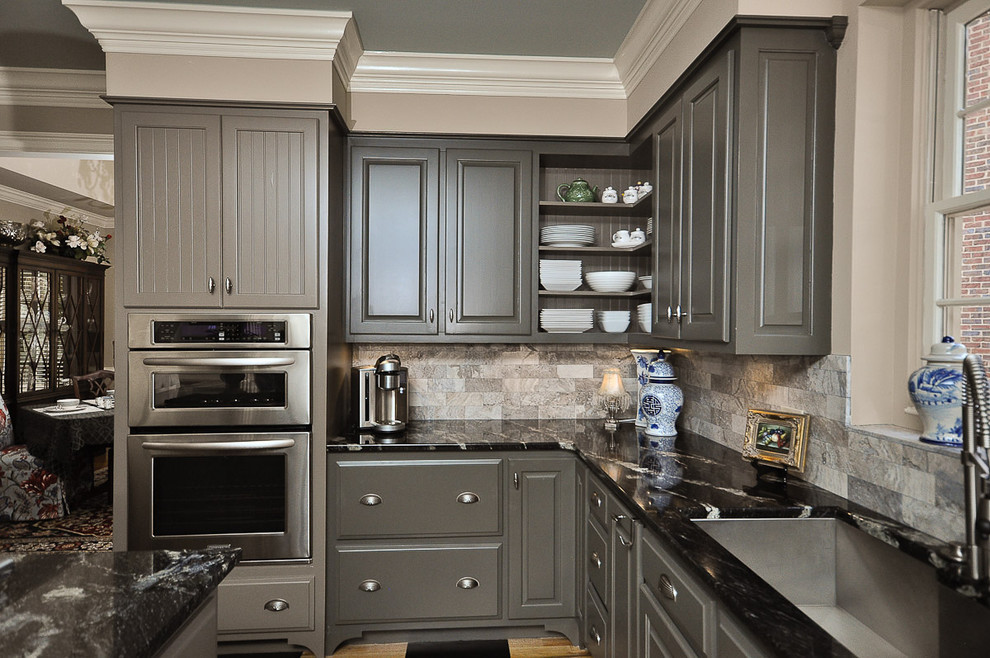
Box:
left=907, top=336, right=966, bottom=447
left=639, top=354, right=682, bottom=437
left=631, top=349, right=660, bottom=426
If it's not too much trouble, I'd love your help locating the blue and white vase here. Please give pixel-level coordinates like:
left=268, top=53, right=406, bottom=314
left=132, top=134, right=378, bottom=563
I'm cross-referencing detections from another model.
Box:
left=907, top=336, right=966, bottom=447
left=631, top=349, right=660, bottom=426
left=640, top=354, right=682, bottom=437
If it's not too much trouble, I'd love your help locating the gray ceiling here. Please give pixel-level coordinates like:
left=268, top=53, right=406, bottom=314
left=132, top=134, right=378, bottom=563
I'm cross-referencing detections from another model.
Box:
left=0, top=0, right=649, bottom=70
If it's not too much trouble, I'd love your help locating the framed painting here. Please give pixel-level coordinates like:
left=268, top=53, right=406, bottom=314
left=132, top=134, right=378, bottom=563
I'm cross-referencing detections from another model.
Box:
left=742, top=409, right=810, bottom=473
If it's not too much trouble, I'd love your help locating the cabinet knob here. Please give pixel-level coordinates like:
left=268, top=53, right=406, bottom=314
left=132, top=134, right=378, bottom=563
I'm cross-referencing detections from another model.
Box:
left=263, top=598, right=289, bottom=612
left=666, top=305, right=672, bottom=323
left=456, top=492, right=480, bottom=504
left=208, top=277, right=216, bottom=294
left=591, top=491, right=602, bottom=508
left=659, top=573, right=678, bottom=602
left=225, top=277, right=233, bottom=295
left=448, top=308, right=454, bottom=323
left=589, top=625, right=602, bottom=646
left=359, top=579, right=381, bottom=592
left=590, top=551, right=602, bottom=570
left=360, top=493, right=383, bottom=506
left=429, top=309, right=435, bottom=323
left=456, top=577, right=479, bottom=589
left=675, top=304, right=684, bottom=322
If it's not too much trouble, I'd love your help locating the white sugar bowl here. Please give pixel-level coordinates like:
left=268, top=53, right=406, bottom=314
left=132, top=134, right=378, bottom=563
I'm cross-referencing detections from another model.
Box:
left=601, top=186, right=618, bottom=203
left=622, top=187, right=639, bottom=204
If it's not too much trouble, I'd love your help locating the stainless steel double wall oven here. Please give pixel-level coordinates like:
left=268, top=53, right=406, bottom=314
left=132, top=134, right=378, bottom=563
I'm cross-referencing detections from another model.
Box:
left=126, top=313, right=312, bottom=561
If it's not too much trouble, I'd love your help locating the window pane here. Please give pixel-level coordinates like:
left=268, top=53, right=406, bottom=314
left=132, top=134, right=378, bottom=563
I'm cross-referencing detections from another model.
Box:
left=964, top=106, right=990, bottom=193
left=965, top=9, right=990, bottom=107
left=942, top=207, right=990, bottom=356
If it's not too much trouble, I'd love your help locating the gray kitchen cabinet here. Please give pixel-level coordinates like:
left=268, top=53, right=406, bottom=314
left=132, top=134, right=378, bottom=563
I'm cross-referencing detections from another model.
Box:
left=585, top=473, right=638, bottom=658
left=644, top=22, right=838, bottom=354
left=326, top=452, right=579, bottom=653
left=116, top=104, right=322, bottom=308
left=347, top=139, right=532, bottom=339
left=507, top=455, right=577, bottom=620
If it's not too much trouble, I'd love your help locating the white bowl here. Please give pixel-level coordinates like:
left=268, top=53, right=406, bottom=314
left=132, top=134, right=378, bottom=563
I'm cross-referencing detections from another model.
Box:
left=57, top=398, right=81, bottom=410
left=638, top=317, right=651, bottom=332
left=585, top=271, right=636, bottom=293
left=638, top=275, right=653, bottom=290
left=599, top=318, right=630, bottom=333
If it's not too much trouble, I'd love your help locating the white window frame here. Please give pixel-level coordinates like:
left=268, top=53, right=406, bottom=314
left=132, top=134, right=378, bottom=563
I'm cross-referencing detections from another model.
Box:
left=930, top=0, right=990, bottom=345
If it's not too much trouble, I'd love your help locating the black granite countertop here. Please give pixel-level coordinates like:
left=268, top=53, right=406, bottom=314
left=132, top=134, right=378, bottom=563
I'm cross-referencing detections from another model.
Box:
left=0, top=547, right=240, bottom=657
left=329, top=419, right=990, bottom=657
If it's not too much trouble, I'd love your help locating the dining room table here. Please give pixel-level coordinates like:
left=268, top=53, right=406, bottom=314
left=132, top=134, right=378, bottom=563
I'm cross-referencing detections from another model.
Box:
left=16, top=401, right=114, bottom=501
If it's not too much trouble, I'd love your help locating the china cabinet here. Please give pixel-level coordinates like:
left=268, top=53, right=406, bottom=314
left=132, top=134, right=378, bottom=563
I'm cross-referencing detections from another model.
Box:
left=115, top=103, right=323, bottom=309
left=347, top=138, right=532, bottom=339
left=0, top=247, right=106, bottom=408
left=639, top=20, right=840, bottom=354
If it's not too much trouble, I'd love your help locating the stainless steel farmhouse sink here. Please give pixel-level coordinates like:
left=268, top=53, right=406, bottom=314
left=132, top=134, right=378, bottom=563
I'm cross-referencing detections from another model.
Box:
left=693, top=517, right=990, bottom=658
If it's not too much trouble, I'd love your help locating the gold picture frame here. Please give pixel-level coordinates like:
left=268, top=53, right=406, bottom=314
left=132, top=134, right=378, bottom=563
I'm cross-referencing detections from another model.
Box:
left=742, top=409, right=810, bottom=473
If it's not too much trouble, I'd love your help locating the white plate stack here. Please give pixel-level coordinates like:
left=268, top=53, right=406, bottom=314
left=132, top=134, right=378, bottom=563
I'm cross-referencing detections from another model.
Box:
left=540, top=308, right=594, bottom=333
left=585, top=270, right=636, bottom=292
left=540, top=259, right=582, bottom=291
left=637, top=303, right=652, bottom=332
left=540, top=224, right=596, bottom=247
left=597, top=310, right=630, bottom=333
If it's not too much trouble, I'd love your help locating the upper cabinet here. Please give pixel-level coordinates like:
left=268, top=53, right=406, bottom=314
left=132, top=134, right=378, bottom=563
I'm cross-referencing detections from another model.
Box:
left=642, top=20, right=840, bottom=355
left=116, top=104, right=324, bottom=308
left=347, top=138, right=532, bottom=340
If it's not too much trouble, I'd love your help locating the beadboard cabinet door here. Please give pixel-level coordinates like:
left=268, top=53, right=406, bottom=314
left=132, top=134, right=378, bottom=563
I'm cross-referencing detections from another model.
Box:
left=117, top=109, right=222, bottom=308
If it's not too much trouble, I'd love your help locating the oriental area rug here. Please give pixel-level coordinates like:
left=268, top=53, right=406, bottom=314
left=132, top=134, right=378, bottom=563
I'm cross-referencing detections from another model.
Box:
left=0, top=488, right=112, bottom=552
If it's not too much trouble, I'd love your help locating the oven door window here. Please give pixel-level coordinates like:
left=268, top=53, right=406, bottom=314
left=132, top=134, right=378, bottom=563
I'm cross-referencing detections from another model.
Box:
left=152, top=454, right=286, bottom=536
left=152, top=371, right=287, bottom=409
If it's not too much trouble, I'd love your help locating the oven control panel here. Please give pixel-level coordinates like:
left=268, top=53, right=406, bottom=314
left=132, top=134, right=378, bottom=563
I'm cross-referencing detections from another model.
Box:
left=153, top=320, right=287, bottom=344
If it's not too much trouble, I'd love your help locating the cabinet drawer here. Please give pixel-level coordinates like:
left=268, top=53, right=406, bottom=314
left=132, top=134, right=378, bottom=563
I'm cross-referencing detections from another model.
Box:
left=217, top=577, right=313, bottom=632
left=639, top=586, right=699, bottom=658
left=585, top=585, right=608, bottom=658
left=336, top=544, right=501, bottom=622
left=640, top=532, right=714, bottom=656
left=587, top=478, right=609, bottom=530
left=586, top=518, right=608, bottom=605
left=336, top=459, right=501, bottom=538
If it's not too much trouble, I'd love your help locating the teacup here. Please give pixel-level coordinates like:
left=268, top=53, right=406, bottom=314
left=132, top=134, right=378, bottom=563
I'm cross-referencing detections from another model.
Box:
left=612, top=229, right=630, bottom=244
left=56, top=398, right=80, bottom=410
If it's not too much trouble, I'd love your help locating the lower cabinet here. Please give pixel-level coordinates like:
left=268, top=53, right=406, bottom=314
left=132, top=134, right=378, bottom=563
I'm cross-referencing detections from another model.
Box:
left=326, top=452, right=579, bottom=653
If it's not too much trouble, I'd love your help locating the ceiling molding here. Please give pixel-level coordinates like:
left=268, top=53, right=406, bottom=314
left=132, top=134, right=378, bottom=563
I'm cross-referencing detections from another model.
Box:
left=615, top=0, right=705, bottom=94
left=62, top=0, right=355, bottom=60
left=0, top=131, right=113, bottom=158
left=0, top=183, right=113, bottom=230
left=348, top=52, right=625, bottom=99
left=0, top=67, right=107, bottom=109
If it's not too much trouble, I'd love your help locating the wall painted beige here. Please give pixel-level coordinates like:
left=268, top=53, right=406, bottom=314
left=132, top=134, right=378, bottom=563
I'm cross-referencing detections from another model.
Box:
left=0, top=157, right=114, bottom=206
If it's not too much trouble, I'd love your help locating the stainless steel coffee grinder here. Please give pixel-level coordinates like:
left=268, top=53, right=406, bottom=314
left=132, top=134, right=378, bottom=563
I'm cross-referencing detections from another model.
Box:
left=353, top=353, right=408, bottom=433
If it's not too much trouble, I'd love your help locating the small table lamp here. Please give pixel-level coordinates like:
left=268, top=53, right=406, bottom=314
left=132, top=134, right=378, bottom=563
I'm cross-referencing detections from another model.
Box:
left=594, top=367, right=631, bottom=431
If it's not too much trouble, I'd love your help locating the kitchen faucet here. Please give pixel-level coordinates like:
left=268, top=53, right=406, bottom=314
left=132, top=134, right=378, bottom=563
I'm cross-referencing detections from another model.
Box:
left=961, top=353, right=990, bottom=582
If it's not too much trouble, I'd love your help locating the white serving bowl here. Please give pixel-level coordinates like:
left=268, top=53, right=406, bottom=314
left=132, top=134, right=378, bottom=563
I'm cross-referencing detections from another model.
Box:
left=585, top=271, right=636, bottom=292
left=638, top=275, right=653, bottom=290
left=638, top=317, right=651, bottom=332
left=599, top=317, right=630, bottom=333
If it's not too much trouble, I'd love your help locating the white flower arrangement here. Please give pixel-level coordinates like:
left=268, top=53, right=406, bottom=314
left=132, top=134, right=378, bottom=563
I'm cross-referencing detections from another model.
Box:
left=29, top=211, right=111, bottom=264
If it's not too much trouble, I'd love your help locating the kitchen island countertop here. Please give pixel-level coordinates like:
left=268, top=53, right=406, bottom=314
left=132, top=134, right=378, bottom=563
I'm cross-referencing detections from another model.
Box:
left=0, top=547, right=240, bottom=657
left=330, top=419, right=990, bottom=657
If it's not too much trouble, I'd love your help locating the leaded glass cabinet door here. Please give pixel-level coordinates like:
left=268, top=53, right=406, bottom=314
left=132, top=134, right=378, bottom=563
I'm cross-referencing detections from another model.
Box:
left=17, top=266, right=53, bottom=396
left=55, top=271, right=105, bottom=390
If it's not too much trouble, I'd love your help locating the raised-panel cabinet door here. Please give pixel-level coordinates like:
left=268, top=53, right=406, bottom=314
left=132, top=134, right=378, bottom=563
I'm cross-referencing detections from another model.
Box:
left=681, top=52, right=732, bottom=343
left=445, top=149, right=533, bottom=335
left=653, top=100, right=684, bottom=339
left=221, top=113, right=322, bottom=308
left=117, top=109, right=222, bottom=307
left=507, top=456, right=576, bottom=619
left=348, top=146, right=440, bottom=335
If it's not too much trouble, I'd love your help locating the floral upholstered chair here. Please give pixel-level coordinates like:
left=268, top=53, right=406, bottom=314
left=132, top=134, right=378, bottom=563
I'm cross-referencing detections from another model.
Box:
left=0, top=395, right=67, bottom=520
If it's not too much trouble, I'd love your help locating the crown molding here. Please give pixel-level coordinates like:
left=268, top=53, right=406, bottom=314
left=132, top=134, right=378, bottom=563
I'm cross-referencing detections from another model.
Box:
left=615, top=0, right=705, bottom=94
left=348, top=52, right=625, bottom=99
left=0, top=131, right=113, bottom=158
left=0, top=184, right=113, bottom=230
left=0, top=67, right=107, bottom=109
left=62, top=0, right=355, bottom=60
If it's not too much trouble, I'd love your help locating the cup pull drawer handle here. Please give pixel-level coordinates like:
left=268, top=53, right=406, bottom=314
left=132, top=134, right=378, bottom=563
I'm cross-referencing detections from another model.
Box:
left=456, top=577, right=479, bottom=589
left=659, top=574, right=678, bottom=602
left=360, top=494, right=383, bottom=506
left=590, top=625, right=602, bottom=646
left=264, top=598, right=289, bottom=612
left=590, top=551, right=602, bottom=569
left=359, top=580, right=381, bottom=593
left=457, top=492, right=479, bottom=504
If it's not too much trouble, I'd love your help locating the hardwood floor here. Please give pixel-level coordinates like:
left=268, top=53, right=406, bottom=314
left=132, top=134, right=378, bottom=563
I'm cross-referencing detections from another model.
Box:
left=326, top=637, right=590, bottom=657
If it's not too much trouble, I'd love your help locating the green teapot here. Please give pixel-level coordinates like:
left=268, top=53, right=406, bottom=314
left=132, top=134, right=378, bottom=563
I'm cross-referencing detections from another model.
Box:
left=556, top=178, right=599, bottom=203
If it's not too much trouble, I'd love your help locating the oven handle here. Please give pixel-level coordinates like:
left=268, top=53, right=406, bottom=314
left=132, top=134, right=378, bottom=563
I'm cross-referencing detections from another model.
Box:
left=141, top=439, right=297, bottom=452
left=140, top=356, right=297, bottom=367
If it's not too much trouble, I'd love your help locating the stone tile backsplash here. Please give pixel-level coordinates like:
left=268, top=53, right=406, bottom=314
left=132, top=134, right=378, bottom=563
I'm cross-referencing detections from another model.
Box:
left=352, top=344, right=965, bottom=543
